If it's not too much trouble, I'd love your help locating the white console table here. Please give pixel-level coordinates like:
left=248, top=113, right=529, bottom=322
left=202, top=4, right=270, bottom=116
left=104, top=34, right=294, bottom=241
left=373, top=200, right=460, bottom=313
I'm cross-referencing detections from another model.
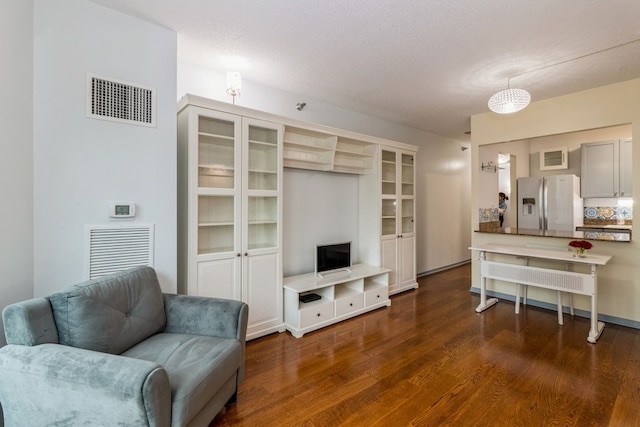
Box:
left=283, top=264, right=391, bottom=338
left=469, top=244, right=612, bottom=343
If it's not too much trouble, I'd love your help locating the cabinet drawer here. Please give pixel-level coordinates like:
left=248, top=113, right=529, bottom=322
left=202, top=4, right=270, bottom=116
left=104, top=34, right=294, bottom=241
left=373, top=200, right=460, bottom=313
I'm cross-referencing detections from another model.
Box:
left=335, top=294, right=364, bottom=316
left=365, top=287, right=388, bottom=306
left=299, top=301, right=334, bottom=328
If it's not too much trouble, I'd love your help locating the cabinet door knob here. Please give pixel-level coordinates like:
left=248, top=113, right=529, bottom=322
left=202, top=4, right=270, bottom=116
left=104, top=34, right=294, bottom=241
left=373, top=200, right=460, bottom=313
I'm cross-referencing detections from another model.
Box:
left=244, top=252, right=248, bottom=256
left=317, top=313, right=321, bottom=317
left=237, top=253, right=241, bottom=257
left=349, top=303, right=353, bottom=306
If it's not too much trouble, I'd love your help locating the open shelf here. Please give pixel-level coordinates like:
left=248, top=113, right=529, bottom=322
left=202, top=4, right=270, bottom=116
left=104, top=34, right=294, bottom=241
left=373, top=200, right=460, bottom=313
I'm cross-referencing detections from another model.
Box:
left=283, top=127, right=376, bottom=174
left=283, top=128, right=335, bottom=171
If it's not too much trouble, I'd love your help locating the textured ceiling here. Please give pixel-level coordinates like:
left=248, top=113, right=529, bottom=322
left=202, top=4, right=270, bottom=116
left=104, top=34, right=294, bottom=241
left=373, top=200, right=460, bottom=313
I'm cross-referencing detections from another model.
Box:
left=92, top=0, right=640, bottom=140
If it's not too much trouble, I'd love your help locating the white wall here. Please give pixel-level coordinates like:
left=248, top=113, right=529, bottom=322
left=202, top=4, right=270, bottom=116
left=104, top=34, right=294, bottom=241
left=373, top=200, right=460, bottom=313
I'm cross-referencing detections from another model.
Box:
left=32, top=0, right=178, bottom=295
left=417, top=139, right=472, bottom=272
left=283, top=169, right=359, bottom=276
left=178, top=61, right=472, bottom=275
left=0, top=0, right=34, bottom=347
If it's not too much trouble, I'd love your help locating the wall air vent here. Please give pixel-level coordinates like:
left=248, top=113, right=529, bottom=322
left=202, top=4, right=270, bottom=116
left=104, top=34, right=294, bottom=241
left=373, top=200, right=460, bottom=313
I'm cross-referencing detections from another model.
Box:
left=85, top=223, right=155, bottom=280
left=86, top=74, right=156, bottom=127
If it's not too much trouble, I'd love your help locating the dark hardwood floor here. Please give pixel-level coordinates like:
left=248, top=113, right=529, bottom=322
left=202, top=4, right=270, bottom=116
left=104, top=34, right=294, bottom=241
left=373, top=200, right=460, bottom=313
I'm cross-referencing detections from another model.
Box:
left=210, top=263, right=640, bottom=426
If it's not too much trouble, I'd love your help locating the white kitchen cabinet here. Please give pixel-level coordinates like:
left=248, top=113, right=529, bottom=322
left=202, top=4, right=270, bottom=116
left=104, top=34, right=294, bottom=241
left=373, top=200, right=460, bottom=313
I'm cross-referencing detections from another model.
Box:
left=540, top=146, right=568, bottom=170
left=380, top=148, right=417, bottom=295
left=619, top=138, right=632, bottom=197
left=581, top=139, right=632, bottom=198
left=178, top=102, right=285, bottom=340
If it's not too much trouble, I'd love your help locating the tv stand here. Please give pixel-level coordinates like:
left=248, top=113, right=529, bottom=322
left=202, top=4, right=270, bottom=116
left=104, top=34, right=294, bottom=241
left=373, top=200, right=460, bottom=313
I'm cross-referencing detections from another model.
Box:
left=284, top=264, right=391, bottom=338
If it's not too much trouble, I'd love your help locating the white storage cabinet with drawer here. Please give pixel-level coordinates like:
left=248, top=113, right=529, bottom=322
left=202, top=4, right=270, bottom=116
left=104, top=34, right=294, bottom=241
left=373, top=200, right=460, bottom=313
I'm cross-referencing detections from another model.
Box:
left=283, top=264, right=390, bottom=338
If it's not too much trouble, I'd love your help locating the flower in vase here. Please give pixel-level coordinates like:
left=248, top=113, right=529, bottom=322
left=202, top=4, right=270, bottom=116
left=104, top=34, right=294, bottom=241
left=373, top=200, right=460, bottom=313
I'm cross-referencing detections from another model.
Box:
left=568, top=240, right=593, bottom=257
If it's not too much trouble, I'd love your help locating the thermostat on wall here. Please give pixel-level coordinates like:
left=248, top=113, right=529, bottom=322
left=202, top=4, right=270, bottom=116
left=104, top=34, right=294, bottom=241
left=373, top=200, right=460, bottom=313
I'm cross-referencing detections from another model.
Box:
left=108, top=201, right=136, bottom=219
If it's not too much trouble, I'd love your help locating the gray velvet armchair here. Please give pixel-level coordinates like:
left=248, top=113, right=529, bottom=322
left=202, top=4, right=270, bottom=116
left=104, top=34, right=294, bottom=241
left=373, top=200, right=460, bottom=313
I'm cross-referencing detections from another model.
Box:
left=0, top=266, right=248, bottom=427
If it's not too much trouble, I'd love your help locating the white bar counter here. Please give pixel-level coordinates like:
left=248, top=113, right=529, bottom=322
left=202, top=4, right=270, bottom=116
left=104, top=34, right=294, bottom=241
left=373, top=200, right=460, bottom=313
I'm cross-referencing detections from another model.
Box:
left=469, top=243, right=612, bottom=343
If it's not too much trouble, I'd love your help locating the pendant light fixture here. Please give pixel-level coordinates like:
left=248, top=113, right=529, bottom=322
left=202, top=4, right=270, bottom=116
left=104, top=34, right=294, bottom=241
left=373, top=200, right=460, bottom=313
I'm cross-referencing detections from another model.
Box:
left=488, top=78, right=530, bottom=114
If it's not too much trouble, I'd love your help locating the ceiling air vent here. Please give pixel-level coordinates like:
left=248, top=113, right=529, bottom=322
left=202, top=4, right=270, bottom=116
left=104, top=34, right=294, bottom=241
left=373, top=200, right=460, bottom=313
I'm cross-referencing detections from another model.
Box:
left=86, top=74, right=156, bottom=127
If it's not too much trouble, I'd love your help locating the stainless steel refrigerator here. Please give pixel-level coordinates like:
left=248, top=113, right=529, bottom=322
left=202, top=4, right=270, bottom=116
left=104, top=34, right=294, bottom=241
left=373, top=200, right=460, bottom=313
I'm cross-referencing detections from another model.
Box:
left=517, top=174, right=583, bottom=232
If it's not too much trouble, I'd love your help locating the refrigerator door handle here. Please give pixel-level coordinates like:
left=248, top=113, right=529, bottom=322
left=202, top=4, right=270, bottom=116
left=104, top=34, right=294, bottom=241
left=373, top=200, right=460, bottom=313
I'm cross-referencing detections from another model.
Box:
left=538, top=180, right=544, bottom=230
left=542, top=178, right=549, bottom=231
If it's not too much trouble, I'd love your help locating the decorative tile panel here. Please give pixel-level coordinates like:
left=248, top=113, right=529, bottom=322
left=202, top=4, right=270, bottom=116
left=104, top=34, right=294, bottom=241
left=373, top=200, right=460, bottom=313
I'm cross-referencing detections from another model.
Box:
left=583, top=206, right=633, bottom=226
left=584, top=206, right=633, bottom=221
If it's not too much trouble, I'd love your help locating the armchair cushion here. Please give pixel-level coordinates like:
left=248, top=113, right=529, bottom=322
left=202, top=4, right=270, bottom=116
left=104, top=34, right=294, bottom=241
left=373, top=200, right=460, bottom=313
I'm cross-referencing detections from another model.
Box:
left=122, top=332, right=242, bottom=426
left=49, top=267, right=166, bottom=354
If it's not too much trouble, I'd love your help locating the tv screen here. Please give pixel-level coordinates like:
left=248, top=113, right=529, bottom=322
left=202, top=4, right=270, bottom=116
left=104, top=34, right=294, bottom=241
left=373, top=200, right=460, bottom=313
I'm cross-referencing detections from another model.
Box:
left=316, top=242, right=351, bottom=276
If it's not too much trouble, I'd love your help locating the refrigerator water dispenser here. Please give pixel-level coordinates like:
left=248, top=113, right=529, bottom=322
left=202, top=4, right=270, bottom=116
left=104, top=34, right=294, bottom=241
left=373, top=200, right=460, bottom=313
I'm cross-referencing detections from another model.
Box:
left=522, top=198, right=536, bottom=216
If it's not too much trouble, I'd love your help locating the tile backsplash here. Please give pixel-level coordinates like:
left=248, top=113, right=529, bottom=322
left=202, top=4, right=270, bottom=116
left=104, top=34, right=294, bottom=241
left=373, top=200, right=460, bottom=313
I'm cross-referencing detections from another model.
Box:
left=584, top=206, right=633, bottom=225
left=479, top=207, right=499, bottom=223
left=478, top=207, right=500, bottom=232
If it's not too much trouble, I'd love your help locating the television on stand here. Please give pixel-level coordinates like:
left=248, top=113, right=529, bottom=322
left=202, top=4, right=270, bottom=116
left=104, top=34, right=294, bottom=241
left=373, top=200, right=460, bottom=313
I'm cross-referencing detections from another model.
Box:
left=315, top=241, right=351, bottom=278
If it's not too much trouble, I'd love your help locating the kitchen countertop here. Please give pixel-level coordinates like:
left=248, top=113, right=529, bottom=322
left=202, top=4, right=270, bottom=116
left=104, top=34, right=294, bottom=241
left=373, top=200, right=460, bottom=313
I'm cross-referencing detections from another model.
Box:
left=476, top=227, right=631, bottom=242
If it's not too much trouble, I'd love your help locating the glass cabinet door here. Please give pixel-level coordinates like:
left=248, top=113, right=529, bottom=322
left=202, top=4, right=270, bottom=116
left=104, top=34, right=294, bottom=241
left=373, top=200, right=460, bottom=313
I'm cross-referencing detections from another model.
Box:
left=401, top=153, right=414, bottom=196
left=247, top=125, right=278, bottom=191
left=197, top=116, right=236, bottom=189
left=247, top=196, right=278, bottom=250
left=243, top=118, right=282, bottom=254
left=401, top=199, right=414, bottom=233
left=381, top=199, right=397, bottom=236
left=381, top=150, right=397, bottom=195
left=197, top=195, right=235, bottom=254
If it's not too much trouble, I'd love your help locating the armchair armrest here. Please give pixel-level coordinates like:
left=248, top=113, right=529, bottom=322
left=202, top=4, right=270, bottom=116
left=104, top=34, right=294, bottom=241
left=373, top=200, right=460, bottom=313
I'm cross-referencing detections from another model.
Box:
left=162, top=294, right=249, bottom=382
left=0, top=344, right=171, bottom=427
left=162, top=294, right=248, bottom=342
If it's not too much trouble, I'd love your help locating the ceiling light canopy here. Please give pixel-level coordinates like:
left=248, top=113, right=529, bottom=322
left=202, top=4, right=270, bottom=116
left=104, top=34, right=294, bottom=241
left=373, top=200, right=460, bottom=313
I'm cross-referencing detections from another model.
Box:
left=488, top=87, right=530, bottom=114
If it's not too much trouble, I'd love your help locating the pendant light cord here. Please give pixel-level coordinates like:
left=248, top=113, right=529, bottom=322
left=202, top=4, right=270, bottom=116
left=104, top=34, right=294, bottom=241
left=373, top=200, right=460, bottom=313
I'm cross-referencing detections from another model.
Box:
left=509, top=37, right=640, bottom=84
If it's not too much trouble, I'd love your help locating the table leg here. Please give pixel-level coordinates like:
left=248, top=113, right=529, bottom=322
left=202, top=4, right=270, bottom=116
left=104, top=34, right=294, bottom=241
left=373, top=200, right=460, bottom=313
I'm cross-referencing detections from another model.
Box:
left=476, top=251, right=498, bottom=313
left=587, top=264, right=605, bottom=343
left=556, top=291, right=564, bottom=325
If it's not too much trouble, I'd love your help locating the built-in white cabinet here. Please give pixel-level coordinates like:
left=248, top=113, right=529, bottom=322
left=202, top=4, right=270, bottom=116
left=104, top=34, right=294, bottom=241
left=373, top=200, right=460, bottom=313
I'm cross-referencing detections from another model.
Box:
left=619, top=138, right=633, bottom=197
left=581, top=139, right=632, bottom=198
left=540, top=146, right=568, bottom=170
left=283, top=264, right=390, bottom=337
left=177, top=102, right=285, bottom=340
left=380, top=148, right=417, bottom=295
left=177, top=94, right=419, bottom=339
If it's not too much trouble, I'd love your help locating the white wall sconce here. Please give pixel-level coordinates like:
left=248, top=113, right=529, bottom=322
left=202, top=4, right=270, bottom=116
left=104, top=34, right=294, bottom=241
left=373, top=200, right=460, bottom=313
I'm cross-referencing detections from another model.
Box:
left=481, top=161, right=503, bottom=173
left=226, top=71, right=241, bottom=104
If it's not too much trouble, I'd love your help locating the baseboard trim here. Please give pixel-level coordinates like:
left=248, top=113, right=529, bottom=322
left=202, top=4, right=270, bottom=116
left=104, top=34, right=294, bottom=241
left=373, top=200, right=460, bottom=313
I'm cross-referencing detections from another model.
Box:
left=418, top=259, right=471, bottom=277
left=469, top=286, right=640, bottom=330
